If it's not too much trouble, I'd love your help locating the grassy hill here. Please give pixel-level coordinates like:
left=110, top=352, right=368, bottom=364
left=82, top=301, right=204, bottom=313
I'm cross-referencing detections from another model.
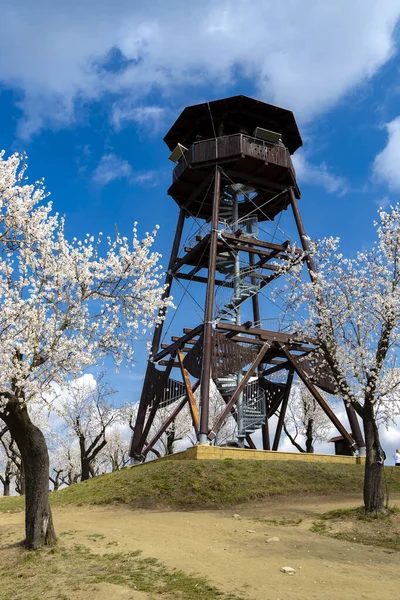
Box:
left=2, top=458, right=400, bottom=513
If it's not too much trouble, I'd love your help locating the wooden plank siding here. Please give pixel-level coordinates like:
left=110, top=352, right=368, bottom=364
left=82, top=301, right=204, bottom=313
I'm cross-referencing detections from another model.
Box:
left=173, top=134, right=296, bottom=182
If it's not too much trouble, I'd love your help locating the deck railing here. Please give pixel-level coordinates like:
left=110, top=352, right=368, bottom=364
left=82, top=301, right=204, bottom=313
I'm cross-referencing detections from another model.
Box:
left=173, top=134, right=296, bottom=181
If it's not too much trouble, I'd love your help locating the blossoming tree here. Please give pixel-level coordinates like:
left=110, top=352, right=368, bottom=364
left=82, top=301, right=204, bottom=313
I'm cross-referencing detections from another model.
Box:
left=0, top=151, right=170, bottom=548
left=57, top=374, right=121, bottom=481
left=283, top=383, right=333, bottom=453
left=283, top=205, right=400, bottom=515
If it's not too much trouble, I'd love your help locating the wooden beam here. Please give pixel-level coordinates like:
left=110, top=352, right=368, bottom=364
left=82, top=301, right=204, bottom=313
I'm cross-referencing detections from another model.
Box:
left=226, top=244, right=281, bottom=262
left=208, top=343, right=269, bottom=440
left=143, top=396, right=188, bottom=458
left=278, top=344, right=357, bottom=450
left=159, top=360, right=180, bottom=367
left=171, top=336, right=196, bottom=344
left=215, top=322, right=318, bottom=346
left=254, top=247, right=283, bottom=269
left=172, top=235, right=209, bottom=272
left=263, top=361, right=290, bottom=376
left=153, top=324, right=203, bottom=362
left=161, top=344, right=192, bottom=352
left=222, top=232, right=298, bottom=254
left=246, top=434, right=257, bottom=450
left=178, top=351, right=199, bottom=433
left=174, top=272, right=229, bottom=287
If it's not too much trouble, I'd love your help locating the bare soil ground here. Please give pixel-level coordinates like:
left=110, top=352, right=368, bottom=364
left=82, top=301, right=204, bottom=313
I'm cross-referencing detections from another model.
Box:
left=0, top=493, right=399, bottom=600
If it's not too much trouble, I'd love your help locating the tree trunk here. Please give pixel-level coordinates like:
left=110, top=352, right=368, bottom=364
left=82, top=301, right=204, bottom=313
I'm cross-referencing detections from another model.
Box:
left=305, top=419, right=314, bottom=453
left=3, top=480, right=10, bottom=496
left=283, top=423, right=305, bottom=453
left=1, top=400, right=57, bottom=549
left=363, top=402, right=385, bottom=515
left=79, top=434, right=91, bottom=481
left=81, top=457, right=91, bottom=481
left=2, top=461, right=12, bottom=496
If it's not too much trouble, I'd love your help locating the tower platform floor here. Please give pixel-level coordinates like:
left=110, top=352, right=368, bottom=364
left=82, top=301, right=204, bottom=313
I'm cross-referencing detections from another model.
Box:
left=162, top=445, right=364, bottom=465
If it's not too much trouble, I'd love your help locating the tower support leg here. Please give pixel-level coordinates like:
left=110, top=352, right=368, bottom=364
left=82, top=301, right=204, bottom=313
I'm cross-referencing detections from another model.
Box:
left=262, top=417, right=271, bottom=451
left=290, top=190, right=365, bottom=453
left=130, top=209, right=185, bottom=461
left=199, top=167, right=221, bottom=443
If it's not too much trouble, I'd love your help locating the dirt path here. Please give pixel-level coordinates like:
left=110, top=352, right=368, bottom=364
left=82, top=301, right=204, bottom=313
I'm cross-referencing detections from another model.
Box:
left=1, top=494, right=399, bottom=600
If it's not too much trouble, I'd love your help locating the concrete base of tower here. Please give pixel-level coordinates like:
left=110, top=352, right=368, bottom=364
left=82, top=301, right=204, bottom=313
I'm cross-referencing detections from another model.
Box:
left=157, top=445, right=365, bottom=464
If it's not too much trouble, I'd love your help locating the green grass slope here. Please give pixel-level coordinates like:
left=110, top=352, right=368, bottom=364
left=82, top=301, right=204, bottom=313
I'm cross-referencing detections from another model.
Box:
left=2, top=459, right=400, bottom=513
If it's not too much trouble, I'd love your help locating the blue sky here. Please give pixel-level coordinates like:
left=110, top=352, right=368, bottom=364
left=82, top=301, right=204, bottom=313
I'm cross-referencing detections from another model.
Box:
left=1, top=1, right=400, bottom=458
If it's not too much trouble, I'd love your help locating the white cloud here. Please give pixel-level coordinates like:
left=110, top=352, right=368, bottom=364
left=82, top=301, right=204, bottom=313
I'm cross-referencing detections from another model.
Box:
left=111, top=104, right=167, bottom=133
left=133, top=170, right=159, bottom=187
left=293, top=151, right=348, bottom=195
left=0, top=1, right=398, bottom=138
left=372, top=117, right=400, bottom=191
left=92, top=153, right=159, bottom=187
left=92, top=153, right=133, bottom=186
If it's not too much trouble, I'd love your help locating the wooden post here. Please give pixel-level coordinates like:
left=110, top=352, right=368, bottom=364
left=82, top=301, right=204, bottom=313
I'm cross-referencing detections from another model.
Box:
left=262, top=417, right=271, bottom=451
left=289, top=189, right=317, bottom=276
left=199, top=166, right=221, bottom=443
left=151, top=208, right=186, bottom=356
left=130, top=209, right=186, bottom=461
left=290, top=190, right=365, bottom=451
left=272, top=369, right=294, bottom=451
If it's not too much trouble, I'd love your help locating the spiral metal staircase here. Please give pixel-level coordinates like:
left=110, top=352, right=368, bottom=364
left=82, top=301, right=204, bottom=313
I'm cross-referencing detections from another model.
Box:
left=212, top=186, right=267, bottom=441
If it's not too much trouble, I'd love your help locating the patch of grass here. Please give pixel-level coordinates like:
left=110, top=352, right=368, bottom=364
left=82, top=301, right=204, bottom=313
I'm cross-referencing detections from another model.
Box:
left=311, top=506, right=400, bottom=551
left=319, top=507, right=363, bottom=520
left=310, top=521, right=327, bottom=533
left=252, top=517, right=302, bottom=526
left=320, top=506, right=399, bottom=522
left=59, top=530, right=81, bottom=537
left=86, top=533, right=106, bottom=541
left=1, top=461, right=400, bottom=514
left=0, top=496, right=24, bottom=513
left=0, top=543, right=244, bottom=600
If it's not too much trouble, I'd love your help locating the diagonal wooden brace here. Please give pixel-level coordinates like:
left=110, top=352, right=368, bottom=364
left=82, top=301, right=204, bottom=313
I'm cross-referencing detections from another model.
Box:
left=208, top=342, right=270, bottom=440
left=178, top=351, right=200, bottom=433
left=143, top=380, right=200, bottom=458
left=153, top=324, right=203, bottom=363
left=278, top=343, right=357, bottom=451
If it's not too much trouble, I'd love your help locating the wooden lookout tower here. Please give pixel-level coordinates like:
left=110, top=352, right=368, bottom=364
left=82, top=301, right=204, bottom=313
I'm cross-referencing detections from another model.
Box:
left=129, top=95, right=365, bottom=462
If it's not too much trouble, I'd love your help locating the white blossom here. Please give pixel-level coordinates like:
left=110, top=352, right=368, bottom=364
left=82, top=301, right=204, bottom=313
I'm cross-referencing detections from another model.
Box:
left=281, top=204, right=400, bottom=423
left=0, top=150, right=171, bottom=410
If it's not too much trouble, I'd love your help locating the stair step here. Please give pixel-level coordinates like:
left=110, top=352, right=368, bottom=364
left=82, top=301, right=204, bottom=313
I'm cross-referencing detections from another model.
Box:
left=243, top=413, right=264, bottom=419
